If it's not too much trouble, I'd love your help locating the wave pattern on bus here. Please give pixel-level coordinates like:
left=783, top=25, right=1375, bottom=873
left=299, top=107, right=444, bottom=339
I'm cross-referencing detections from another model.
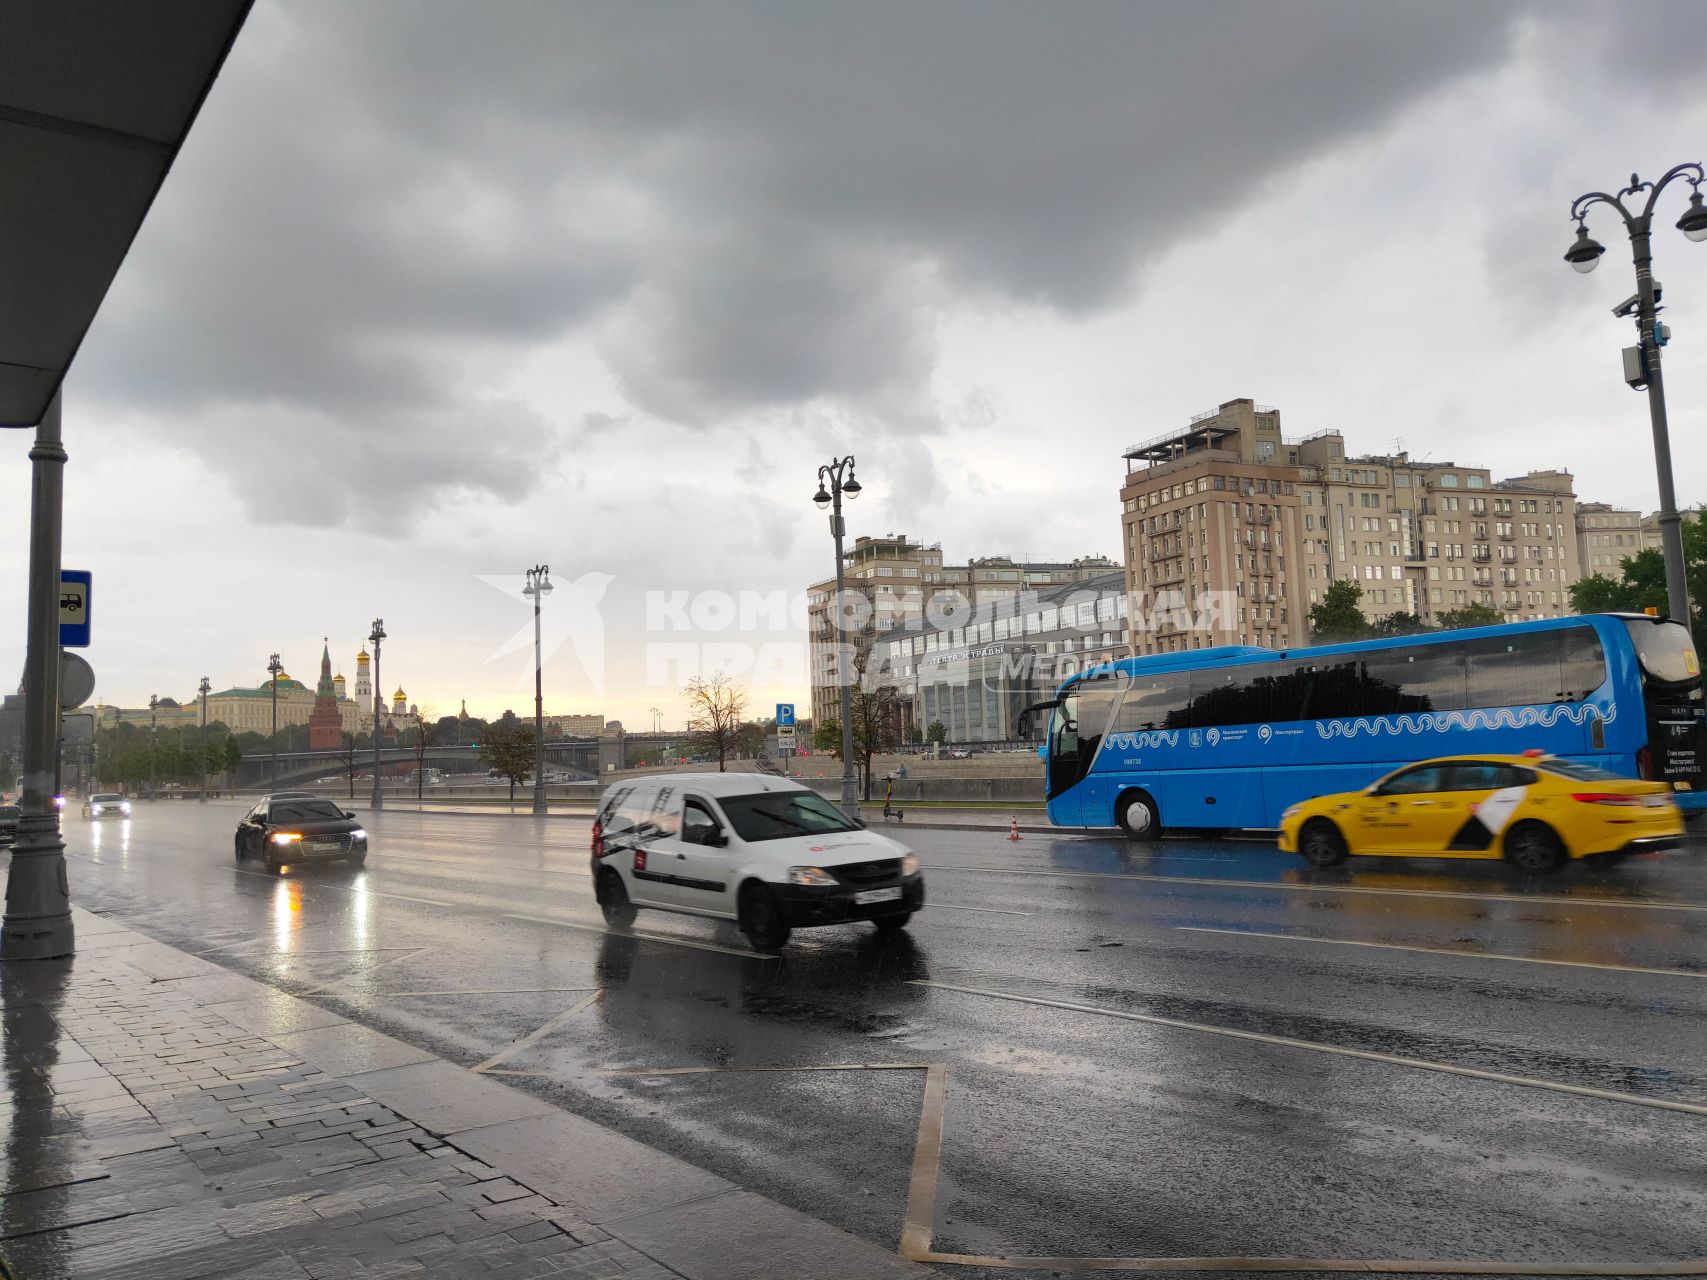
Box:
left=1314, top=702, right=1615, bottom=740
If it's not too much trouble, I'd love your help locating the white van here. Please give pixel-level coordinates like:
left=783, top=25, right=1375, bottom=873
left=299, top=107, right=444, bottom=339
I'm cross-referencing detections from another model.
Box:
left=590, top=773, right=925, bottom=951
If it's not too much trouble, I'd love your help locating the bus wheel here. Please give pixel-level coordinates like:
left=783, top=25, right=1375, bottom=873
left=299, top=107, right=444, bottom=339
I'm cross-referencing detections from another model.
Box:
left=1299, top=819, right=1348, bottom=868
left=1504, top=822, right=1566, bottom=875
left=1116, top=792, right=1160, bottom=842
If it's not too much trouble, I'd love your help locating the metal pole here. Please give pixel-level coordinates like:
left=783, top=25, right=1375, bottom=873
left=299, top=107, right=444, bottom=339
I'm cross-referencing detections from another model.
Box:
left=268, top=655, right=279, bottom=789
left=532, top=575, right=546, bottom=816
left=833, top=488, right=859, bottom=820
left=198, top=677, right=210, bottom=803
left=1629, top=224, right=1692, bottom=625
left=2, top=390, right=74, bottom=959
left=149, top=696, right=158, bottom=800
left=370, top=620, right=385, bottom=811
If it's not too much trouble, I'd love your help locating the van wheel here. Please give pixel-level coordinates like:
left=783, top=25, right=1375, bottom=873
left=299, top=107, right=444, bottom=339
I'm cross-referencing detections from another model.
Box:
left=1299, top=819, right=1349, bottom=868
left=597, top=869, right=636, bottom=928
left=1116, top=791, right=1160, bottom=842
left=739, top=884, right=792, bottom=952
left=1504, top=821, right=1566, bottom=875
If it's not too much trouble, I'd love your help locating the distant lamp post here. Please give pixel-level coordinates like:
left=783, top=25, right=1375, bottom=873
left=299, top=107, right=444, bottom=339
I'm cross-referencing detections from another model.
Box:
left=814, top=455, right=863, bottom=820
left=198, top=677, right=210, bottom=804
left=1566, top=163, right=1707, bottom=626
left=523, top=565, right=553, bottom=816
left=148, top=694, right=159, bottom=800
left=368, top=619, right=386, bottom=811
left=267, top=653, right=282, bottom=790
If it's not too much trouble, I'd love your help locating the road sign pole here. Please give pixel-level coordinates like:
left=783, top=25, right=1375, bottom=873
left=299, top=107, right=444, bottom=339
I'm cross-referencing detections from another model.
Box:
left=3, top=390, right=75, bottom=960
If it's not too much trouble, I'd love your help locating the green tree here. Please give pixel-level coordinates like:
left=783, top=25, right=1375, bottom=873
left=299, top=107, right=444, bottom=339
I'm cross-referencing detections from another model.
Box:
left=1369, top=611, right=1431, bottom=638
left=480, top=721, right=536, bottom=800
left=906, top=723, right=924, bottom=746
left=1435, top=602, right=1505, bottom=630
left=684, top=670, right=748, bottom=772
left=1309, top=580, right=1368, bottom=643
left=845, top=676, right=903, bottom=801
left=926, top=720, right=947, bottom=745
left=813, top=720, right=842, bottom=754
left=1569, top=511, right=1707, bottom=656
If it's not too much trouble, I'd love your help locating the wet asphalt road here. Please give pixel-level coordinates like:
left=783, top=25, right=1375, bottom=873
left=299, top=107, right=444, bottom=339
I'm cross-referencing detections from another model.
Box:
left=25, top=801, right=1707, bottom=1275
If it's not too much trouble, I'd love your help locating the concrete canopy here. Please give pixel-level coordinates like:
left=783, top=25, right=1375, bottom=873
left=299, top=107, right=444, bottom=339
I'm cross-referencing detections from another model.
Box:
left=0, top=1, right=252, bottom=427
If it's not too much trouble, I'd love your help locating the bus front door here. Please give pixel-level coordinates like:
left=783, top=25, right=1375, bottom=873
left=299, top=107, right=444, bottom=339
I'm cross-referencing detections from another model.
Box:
left=1046, top=697, right=1084, bottom=825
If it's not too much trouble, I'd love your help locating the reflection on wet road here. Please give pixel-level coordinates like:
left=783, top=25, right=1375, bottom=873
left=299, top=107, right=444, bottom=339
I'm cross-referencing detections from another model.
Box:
left=32, top=802, right=1707, bottom=1273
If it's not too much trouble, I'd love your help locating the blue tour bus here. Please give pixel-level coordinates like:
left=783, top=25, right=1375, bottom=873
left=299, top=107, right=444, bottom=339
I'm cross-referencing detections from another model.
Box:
left=1022, top=613, right=1704, bottom=838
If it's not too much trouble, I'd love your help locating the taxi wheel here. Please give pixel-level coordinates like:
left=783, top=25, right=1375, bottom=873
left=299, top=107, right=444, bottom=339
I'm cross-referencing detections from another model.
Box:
left=1116, top=791, right=1160, bottom=842
left=597, top=869, right=636, bottom=928
left=1504, top=822, right=1566, bottom=875
left=873, top=911, right=913, bottom=934
left=234, top=834, right=246, bottom=863
left=738, top=884, right=792, bottom=952
left=1299, top=819, right=1349, bottom=868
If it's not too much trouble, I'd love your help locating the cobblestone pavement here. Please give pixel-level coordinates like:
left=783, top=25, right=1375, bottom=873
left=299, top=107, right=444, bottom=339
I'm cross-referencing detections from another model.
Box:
left=0, top=918, right=683, bottom=1280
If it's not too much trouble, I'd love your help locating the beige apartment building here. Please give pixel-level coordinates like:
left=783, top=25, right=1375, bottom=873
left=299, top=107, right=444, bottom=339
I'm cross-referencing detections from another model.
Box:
left=1576, top=502, right=1647, bottom=578
left=1120, top=399, right=1584, bottom=654
left=806, top=533, right=1115, bottom=728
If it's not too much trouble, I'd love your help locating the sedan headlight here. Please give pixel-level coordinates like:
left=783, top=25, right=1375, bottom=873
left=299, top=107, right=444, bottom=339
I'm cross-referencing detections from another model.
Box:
left=90, top=805, right=103, bottom=815
left=787, top=866, right=837, bottom=886
left=350, top=828, right=367, bottom=842
left=120, top=803, right=131, bottom=814
left=53, top=795, right=65, bottom=810
left=271, top=832, right=303, bottom=846
left=1281, top=804, right=1302, bottom=820
left=901, top=853, right=920, bottom=877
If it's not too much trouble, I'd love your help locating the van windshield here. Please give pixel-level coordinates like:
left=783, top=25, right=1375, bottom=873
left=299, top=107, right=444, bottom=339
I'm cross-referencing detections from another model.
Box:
left=718, top=792, right=860, bottom=843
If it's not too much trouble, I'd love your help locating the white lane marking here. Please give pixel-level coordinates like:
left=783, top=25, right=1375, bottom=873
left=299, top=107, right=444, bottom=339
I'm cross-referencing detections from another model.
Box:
left=911, top=980, right=1707, bottom=1118
left=928, top=903, right=1034, bottom=916
left=295, top=947, right=435, bottom=997
left=918, top=863, right=1707, bottom=913
left=382, top=987, right=601, bottom=998
left=501, top=912, right=777, bottom=960
left=1178, top=926, right=1707, bottom=980
left=473, top=990, right=603, bottom=1073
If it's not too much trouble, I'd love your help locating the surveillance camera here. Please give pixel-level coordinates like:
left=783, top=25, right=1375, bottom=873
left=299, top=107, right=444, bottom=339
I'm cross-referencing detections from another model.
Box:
left=1612, top=294, right=1642, bottom=319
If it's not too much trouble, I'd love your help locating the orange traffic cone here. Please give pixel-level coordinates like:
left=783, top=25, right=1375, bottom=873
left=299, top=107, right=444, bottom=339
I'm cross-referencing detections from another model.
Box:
left=1008, top=815, right=1022, bottom=841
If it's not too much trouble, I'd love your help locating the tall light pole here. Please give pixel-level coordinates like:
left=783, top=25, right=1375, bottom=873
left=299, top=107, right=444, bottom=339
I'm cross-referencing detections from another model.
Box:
left=369, top=619, right=386, bottom=811
left=524, top=565, right=553, bottom=816
left=651, top=707, right=661, bottom=734
left=198, top=676, right=210, bottom=804
left=814, top=456, right=863, bottom=820
left=148, top=694, right=159, bottom=801
left=1, top=391, right=73, bottom=960
left=267, top=653, right=282, bottom=791
left=1565, top=164, right=1707, bottom=626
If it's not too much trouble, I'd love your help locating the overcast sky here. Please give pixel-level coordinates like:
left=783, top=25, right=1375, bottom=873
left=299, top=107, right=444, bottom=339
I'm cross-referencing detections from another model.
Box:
left=4, top=0, right=1706, bottom=729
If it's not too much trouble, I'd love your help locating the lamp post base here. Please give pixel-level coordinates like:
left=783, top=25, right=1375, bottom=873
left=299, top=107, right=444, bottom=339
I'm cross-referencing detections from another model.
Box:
left=1, top=820, right=75, bottom=961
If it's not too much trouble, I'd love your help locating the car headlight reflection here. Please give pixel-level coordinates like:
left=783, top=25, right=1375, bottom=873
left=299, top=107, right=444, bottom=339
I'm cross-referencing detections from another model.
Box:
left=787, top=866, right=837, bottom=886
left=350, top=828, right=367, bottom=842
left=271, top=832, right=303, bottom=846
left=901, top=853, right=919, bottom=877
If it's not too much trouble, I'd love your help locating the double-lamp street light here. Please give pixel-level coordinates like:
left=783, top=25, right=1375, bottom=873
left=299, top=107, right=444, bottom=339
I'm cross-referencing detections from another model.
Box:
left=267, top=653, right=282, bottom=790
left=523, top=565, right=553, bottom=816
left=198, top=676, right=210, bottom=804
left=369, top=619, right=386, bottom=811
left=814, top=456, right=863, bottom=820
left=148, top=694, right=159, bottom=801
left=1564, top=163, right=1707, bottom=626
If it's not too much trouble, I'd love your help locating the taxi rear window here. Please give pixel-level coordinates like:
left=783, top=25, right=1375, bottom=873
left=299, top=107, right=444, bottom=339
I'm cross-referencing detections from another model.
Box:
left=1540, top=759, right=1622, bottom=782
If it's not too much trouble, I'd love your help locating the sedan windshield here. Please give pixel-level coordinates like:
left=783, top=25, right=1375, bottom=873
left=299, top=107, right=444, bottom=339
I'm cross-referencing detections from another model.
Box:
left=270, top=801, right=346, bottom=822
left=718, top=791, right=859, bottom=843
left=91, top=794, right=124, bottom=803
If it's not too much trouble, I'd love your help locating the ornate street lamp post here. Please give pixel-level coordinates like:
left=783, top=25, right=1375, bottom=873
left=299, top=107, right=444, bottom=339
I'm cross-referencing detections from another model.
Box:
left=148, top=694, right=159, bottom=801
left=523, top=565, right=553, bottom=816
left=814, top=456, right=863, bottom=820
left=1565, top=164, right=1707, bottom=626
left=198, top=676, right=210, bottom=804
left=267, top=653, right=282, bottom=791
left=368, top=619, right=386, bottom=811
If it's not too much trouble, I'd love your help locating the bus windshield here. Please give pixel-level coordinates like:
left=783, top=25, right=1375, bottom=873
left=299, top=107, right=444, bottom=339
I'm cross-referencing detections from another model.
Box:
left=1624, top=618, right=1702, bottom=692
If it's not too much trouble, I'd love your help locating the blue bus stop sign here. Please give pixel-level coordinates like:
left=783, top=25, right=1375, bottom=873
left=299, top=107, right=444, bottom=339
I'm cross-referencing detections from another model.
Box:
left=59, top=570, right=92, bottom=647
left=775, top=703, right=795, bottom=727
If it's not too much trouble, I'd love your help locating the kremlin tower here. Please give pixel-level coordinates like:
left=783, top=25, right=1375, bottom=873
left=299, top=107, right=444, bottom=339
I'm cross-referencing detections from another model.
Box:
left=308, top=641, right=344, bottom=750
left=354, top=645, right=372, bottom=705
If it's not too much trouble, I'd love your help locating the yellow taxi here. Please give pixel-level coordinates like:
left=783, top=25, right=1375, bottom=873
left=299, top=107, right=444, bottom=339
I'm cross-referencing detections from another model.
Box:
left=1277, top=752, right=1683, bottom=874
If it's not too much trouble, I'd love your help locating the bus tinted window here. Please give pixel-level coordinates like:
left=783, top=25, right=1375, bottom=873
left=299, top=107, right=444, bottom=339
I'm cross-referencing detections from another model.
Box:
left=1270, top=659, right=1362, bottom=721
left=1363, top=645, right=1466, bottom=714
left=1111, top=674, right=1187, bottom=732
left=1186, top=666, right=1264, bottom=727
left=1464, top=631, right=1566, bottom=709
left=1558, top=626, right=1608, bottom=702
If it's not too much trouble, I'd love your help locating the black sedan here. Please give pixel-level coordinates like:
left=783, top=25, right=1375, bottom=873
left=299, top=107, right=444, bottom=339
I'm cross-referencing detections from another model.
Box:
left=235, top=796, right=367, bottom=874
left=0, top=804, right=19, bottom=847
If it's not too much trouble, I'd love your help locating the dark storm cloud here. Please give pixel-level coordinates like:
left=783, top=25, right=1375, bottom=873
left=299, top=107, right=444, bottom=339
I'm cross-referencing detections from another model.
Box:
left=77, top=0, right=1542, bottom=524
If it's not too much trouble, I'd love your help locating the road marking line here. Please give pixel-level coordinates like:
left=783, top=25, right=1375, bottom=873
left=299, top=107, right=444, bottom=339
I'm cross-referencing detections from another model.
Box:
left=929, top=903, right=1034, bottom=916
left=901, top=1063, right=949, bottom=1262
left=294, top=947, right=434, bottom=997
left=382, top=987, right=602, bottom=998
left=910, top=980, right=1707, bottom=1118
left=1178, top=926, right=1707, bottom=979
left=918, top=864, right=1707, bottom=913
left=912, top=1250, right=1707, bottom=1273
left=605, top=1062, right=925, bottom=1076
left=473, top=990, right=603, bottom=1073
left=501, top=911, right=776, bottom=960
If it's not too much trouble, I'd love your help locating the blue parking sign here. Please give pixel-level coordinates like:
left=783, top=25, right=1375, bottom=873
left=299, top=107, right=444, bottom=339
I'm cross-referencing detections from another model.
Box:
left=59, top=570, right=92, bottom=648
left=775, top=703, right=795, bottom=727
